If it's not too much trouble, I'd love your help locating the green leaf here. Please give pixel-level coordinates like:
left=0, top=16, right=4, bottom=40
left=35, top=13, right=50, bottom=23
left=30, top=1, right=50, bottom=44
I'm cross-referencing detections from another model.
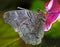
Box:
left=30, top=0, right=45, bottom=12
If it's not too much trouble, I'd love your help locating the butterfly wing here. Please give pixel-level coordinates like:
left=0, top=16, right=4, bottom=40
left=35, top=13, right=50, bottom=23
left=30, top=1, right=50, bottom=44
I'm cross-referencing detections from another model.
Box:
left=3, top=8, right=46, bottom=45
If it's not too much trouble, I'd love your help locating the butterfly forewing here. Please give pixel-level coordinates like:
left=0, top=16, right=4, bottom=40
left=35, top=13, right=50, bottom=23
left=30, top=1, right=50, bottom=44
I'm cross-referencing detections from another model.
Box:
left=3, top=7, right=46, bottom=45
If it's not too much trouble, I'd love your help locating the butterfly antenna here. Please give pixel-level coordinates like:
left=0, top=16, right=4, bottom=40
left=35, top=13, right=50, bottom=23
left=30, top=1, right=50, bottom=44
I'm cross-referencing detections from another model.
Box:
left=17, top=7, right=24, bottom=10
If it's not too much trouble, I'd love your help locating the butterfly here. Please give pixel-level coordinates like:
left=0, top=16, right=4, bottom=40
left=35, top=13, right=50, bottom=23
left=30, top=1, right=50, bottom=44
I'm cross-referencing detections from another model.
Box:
left=3, top=7, right=46, bottom=45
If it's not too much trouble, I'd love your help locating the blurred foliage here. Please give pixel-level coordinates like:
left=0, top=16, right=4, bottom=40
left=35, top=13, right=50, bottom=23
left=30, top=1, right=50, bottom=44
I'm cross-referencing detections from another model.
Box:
left=0, top=0, right=60, bottom=47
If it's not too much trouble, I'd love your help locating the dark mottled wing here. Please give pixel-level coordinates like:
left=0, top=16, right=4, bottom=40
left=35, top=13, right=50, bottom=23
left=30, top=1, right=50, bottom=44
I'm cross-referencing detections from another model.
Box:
left=3, top=8, right=46, bottom=45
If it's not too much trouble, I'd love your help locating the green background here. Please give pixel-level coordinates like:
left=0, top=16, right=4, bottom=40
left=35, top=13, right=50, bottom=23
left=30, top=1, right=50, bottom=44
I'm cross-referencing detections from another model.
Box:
left=0, top=0, right=60, bottom=47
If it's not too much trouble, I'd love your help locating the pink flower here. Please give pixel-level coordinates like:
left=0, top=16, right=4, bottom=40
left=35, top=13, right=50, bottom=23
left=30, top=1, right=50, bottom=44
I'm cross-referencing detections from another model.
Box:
left=44, top=0, right=60, bottom=31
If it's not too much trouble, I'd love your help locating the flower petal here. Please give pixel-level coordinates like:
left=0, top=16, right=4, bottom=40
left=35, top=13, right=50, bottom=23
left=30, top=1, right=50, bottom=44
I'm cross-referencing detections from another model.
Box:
left=44, top=13, right=60, bottom=31
left=45, top=0, right=60, bottom=31
left=46, top=0, right=60, bottom=12
left=45, top=0, right=53, bottom=11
